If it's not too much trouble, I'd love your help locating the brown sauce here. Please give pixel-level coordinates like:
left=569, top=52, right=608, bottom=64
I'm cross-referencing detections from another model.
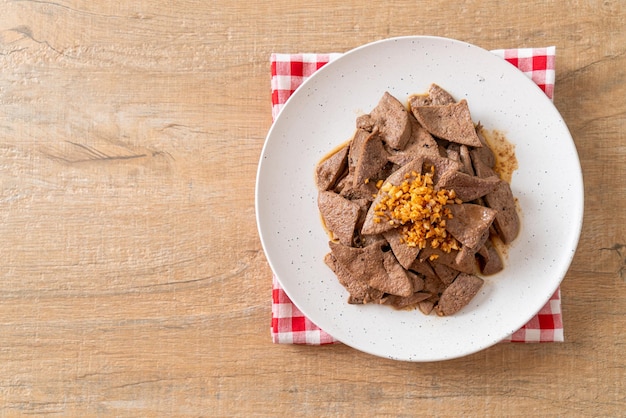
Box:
left=478, top=128, right=520, bottom=261
left=479, top=128, right=518, bottom=184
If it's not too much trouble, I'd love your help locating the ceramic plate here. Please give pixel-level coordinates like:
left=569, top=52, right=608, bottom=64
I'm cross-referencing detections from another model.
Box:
left=255, top=36, right=583, bottom=361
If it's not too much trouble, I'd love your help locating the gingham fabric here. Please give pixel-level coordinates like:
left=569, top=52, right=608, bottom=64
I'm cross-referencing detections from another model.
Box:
left=270, top=46, right=562, bottom=345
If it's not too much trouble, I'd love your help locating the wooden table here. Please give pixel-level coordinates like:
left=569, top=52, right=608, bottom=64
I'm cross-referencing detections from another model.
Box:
left=1, top=1, right=624, bottom=416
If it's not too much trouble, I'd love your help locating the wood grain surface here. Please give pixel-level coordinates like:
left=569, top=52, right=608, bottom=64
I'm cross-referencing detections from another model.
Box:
left=1, top=0, right=624, bottom=416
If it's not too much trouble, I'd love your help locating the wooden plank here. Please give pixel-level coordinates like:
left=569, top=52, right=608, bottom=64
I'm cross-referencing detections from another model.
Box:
left=0, top=0, right=624, bottom=415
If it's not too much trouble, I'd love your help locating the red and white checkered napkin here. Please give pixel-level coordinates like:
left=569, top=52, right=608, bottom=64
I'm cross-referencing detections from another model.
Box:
left=270, top=46, right=563, bottom=345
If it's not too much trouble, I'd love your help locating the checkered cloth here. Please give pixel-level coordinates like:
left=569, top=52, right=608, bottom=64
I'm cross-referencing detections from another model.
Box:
left=270, top=46, right=563, bottom=345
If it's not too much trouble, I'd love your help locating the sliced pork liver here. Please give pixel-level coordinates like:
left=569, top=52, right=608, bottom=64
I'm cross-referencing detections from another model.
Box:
left=409, top=257, right=438, bottom=280
left=408, top=83, right=456, bottom=108
left=411, top=99, right=482, bottom=147
left=317, top=89, right=521, bottom=316
left=356, top=114, right=374, bottom=132
left=315, top=144, right=349, bottom=191
left=484, top=181, right=520, bottom=244
left=329, top=241, right=385, bottom=281
left=383, top=228, right=420, bottom=269
left=406, top=115, right=440, bottom=157
left=408, top=93, right=431, bottom=109
left=387, top=114, right=440, bottom=166
left=430, top=262, right=460, bottom=285
left=427, top=83, right=456, bottom=105
left=445, top=203, right=498, bottom=250
left=324, top=253, right=383, bottom=304
left=337, top=172, right=378, bottom=201
left=472, top=127, right=496, bottom=168
left=379, top=251, right=414, bottom=297
left=318, top=191, right=361, bottom=246
left=477, top=239, right=504, bottom=275
left=406, top=270, right=425, bottom=292
left=350, top=129, right=389, bottom=187
left=459, top=145, right=475, bottom=175
left=383, top=292, right=431, bottom=310
left=446, top=142, right=461, bottom=163
left=419, top=246, right=476, bottom=274
left=347, top=128, right=370, bottom=171
left=328, top=241, right=412, bottom=297
left=437, top=273, right=484, bottom=316
left=436, top=170, right=501, bottom=202
left=472, top=157, right=520, bottom=244
left=368, top=92, right=412, bottom=150
left=422, top=154, right=463, bottom=184
left=422, top=273, right=447, bottom=303
left=418, top=300, right=435, bottom=315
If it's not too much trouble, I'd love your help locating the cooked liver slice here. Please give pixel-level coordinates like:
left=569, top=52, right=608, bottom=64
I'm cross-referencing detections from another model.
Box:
left=406, top=270, right=425, bottom=292
left=408, top=94, right=431, bottom=108
left=418, top=300, right=435, bottom=315
left=315, top=144, right=349, bottom=191
left=456, top=243, right=482, bottom=270
left=358, top=233, right=387, bottom=248
left=459, top=145, right=475, bottom=175
left=477, top=239, right=504, bottom=275
left=422, top=273, right=447, bottom=302
left=411, top=100, right=482, bottom=147
left=318, top=191, right=361, bottom=246
left=379, top=251, right=414, bottom=297
left=383, top=228, right=420, bottom=269
left=356, top=114, right=374, bottom=132
left=350, top=129, right=389, bottom=187
left=347, top=128, right=370, bottom=171
left=409, top=257, right=438, bottom=280
left=384, top=292, right=431, bottom=310
left=445, top=203, right=498, bottom=250
left=408, top=83, right=456, bottom=108
left=408, top=115, right=440, bottom=155
left=324, top=253, right=383, bottom=304
left=428, top=83, right=456, bottom=106
left=328, top=241, right=412, bottom=297
left=430, top=262, right=460, bottom=285
left=437, top=273, right=484, bottom=316
left=472, top=128, right=496, bottom=168
left=484, top=183, right=520, bottom=244
left=350, top=198, right=371, bottom=245
left=422, top=154, right=463, bottom=184
left=446, top=142, right=461, bottom=162
left=337, top=172, right=378, bottom=201
left=344, top=129, right=376, bottom=197
left=329, top=241, right=386, bottom=281
left=387, top=114, right=440, bottom=166
left=436, top=170, right=501, bottom=202
left=369, top=92, right=412, bottom=150
left=472, top=157, right=520, bottom=244
left=419, top=246, right=476, bottom=274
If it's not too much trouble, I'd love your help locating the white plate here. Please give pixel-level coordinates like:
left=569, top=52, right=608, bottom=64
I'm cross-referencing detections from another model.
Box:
left=255, top=36, right=583, bottom=361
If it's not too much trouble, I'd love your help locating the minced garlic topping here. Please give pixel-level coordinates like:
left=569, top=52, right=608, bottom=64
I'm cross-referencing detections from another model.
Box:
left=373, top=167, right=460, bottom=253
